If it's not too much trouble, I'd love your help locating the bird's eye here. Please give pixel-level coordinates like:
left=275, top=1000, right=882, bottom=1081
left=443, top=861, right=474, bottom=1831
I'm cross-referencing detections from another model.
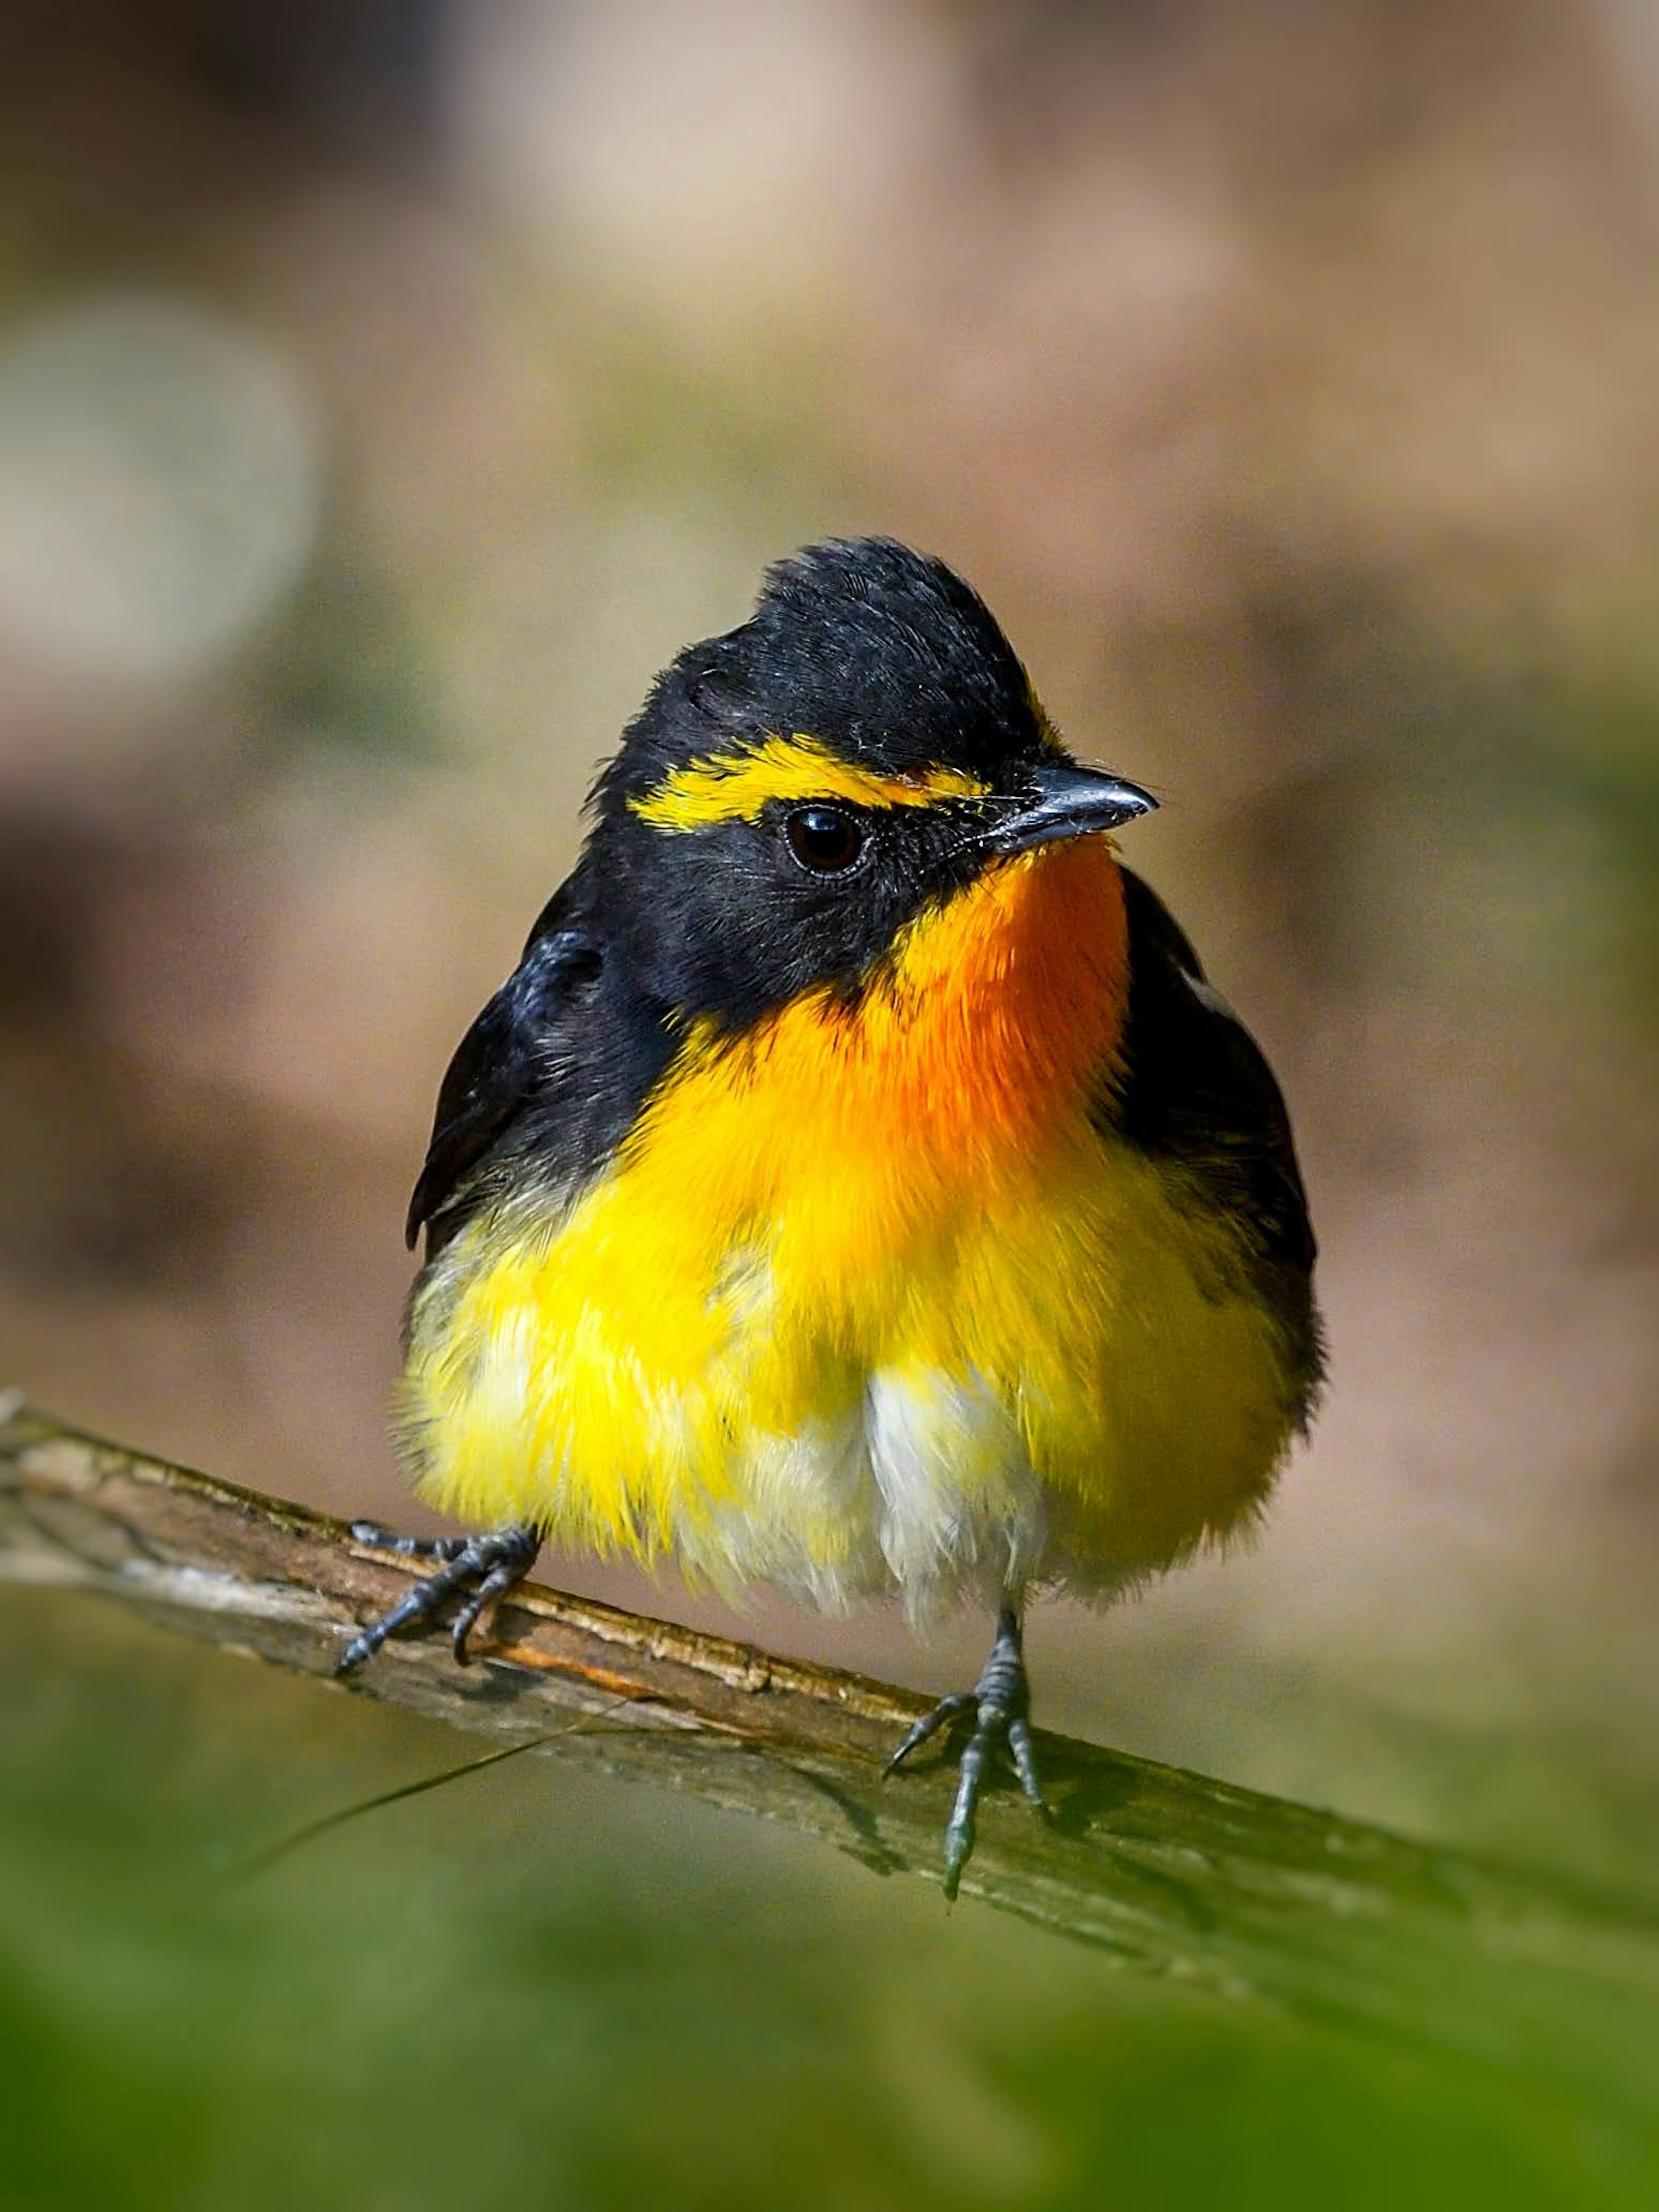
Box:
left=784, top=805, right=866, bottom=874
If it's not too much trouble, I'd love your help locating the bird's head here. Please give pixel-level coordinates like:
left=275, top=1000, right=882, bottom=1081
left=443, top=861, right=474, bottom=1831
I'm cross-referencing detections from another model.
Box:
left=588, top=537, right=1156, bottom=1036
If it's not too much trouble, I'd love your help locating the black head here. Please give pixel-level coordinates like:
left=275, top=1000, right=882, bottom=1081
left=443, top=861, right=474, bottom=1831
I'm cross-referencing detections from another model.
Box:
left=587, top=537, right=1154, bottom=1029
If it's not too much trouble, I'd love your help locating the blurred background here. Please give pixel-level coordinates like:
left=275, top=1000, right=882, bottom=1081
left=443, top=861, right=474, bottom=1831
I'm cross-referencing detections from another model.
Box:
left=2, top=3, right=1656, bottom=2206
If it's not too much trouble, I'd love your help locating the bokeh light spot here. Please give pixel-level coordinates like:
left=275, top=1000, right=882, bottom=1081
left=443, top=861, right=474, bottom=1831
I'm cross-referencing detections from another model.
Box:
left=0, top=291, right=321, bottom=680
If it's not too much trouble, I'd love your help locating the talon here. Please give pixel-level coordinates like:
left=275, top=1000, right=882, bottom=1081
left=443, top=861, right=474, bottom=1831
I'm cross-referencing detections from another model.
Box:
left=347, top=1521, right=470, bottom=1563
left=884, top=1690, right=973, bottom=1777
left=1006, top=1714, right=1049, bottom=1815
left=335, top=1521, right=540, bottom=1675
left=885, top=1608, right=1044, bottom=1897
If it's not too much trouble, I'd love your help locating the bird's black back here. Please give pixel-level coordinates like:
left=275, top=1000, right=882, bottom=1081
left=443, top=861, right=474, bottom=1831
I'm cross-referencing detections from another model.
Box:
left=1106, top=867, right=1324, bottom=1421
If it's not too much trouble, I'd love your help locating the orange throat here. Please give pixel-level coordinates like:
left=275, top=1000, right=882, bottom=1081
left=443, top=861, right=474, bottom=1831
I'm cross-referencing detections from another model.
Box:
left=864, top=833, right=1130, bottom=1164
left=642, top=835, right=1131, bottom=1227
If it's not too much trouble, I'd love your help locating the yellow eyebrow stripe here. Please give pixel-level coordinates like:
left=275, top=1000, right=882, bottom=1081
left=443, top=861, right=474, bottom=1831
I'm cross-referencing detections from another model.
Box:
left=629, top=734, right=989, bottom=832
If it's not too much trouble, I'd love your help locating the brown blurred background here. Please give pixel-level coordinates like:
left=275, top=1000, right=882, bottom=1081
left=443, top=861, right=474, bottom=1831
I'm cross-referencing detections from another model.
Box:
left=3, top=0, right=1656, bottom=1893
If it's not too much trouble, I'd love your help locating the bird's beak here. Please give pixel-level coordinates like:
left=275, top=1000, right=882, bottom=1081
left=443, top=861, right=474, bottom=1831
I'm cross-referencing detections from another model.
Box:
left=979, top=762, right=1158, bottom=856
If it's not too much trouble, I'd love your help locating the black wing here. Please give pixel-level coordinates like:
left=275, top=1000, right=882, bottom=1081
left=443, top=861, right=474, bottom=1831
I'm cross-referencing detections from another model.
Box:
left=405, top=882, right=603, bottom=1254
left=1112, top=865, right=1319, bottom=1290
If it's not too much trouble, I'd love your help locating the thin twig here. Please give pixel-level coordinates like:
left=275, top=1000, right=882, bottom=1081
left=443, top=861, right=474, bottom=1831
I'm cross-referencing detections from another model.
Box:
left=222, top=1701, right=634, bottom=1883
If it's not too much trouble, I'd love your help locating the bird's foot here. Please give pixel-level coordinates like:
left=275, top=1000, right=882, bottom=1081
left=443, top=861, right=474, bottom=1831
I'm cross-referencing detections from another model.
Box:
left=336, top=1521, right=541, bottom=1675
left=884, top=1608, right=1048, bottom=1900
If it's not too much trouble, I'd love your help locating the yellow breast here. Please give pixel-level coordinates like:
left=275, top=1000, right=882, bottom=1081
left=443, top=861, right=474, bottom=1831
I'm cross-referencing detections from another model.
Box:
left=399, top=841, right=1302, bottom=1609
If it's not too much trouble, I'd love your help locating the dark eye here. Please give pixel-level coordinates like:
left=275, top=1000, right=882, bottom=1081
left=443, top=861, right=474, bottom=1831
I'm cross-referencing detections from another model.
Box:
left=784, top=805, right=866, bottom=874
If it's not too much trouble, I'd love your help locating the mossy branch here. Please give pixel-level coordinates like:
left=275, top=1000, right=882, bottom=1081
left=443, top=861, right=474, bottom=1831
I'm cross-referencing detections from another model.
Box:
left=3, top=1399, right=1656, bottom=2116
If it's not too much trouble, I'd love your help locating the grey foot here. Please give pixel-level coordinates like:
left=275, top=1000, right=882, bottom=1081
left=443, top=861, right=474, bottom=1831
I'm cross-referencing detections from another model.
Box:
left=336, top=1522, right=541, bottom=1674
left=885, top=1608, right=1048, bottom=1900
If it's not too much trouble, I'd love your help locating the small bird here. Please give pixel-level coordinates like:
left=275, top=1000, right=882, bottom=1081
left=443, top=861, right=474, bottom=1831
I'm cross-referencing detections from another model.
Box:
left=338, top=538, right=1322, bottom=1896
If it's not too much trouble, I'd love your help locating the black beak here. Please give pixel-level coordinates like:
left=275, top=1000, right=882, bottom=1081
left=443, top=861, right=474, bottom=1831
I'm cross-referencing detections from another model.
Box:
left=980, top=762, right=1158, bottom=856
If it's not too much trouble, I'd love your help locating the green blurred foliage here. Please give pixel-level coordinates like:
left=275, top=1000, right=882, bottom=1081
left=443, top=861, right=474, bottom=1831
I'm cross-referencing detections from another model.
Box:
left=3, top=1597, right=1653, bottom=2212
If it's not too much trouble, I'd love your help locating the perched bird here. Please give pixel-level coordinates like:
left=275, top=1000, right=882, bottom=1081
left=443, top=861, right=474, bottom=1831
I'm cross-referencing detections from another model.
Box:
left=338, top=537, right=1322, bottom=1896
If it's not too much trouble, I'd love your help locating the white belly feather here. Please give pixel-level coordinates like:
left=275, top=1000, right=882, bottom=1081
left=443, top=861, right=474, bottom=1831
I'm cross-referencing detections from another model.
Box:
left=671, top=1362, right=1055, bottom=1619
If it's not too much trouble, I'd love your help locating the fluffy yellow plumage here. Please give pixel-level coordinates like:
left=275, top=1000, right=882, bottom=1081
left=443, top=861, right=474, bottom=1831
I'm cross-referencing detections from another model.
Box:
left=400, top=838, right=1299, bottom=1610
left=341, top=537, right=1321, bottom=1897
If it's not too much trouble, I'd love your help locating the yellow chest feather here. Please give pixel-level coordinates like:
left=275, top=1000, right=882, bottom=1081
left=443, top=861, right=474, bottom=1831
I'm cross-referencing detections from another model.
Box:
left=400, top=845, right=1300, bottom=1609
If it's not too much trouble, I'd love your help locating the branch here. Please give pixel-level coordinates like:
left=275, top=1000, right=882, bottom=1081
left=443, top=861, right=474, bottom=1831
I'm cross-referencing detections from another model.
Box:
left=3, top=1399, right=1655, bottom=2115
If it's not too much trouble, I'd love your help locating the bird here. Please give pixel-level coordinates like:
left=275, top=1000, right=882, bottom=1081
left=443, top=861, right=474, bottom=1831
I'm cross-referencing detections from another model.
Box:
left=336, top=536, right=1323, bottom=1898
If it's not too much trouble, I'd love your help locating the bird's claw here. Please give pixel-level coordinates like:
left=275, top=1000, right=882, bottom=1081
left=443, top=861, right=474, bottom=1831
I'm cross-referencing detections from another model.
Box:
left=336, top=1522, right=540, bottom=1675
left=885, top=1610, right=1048, bottom=1900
